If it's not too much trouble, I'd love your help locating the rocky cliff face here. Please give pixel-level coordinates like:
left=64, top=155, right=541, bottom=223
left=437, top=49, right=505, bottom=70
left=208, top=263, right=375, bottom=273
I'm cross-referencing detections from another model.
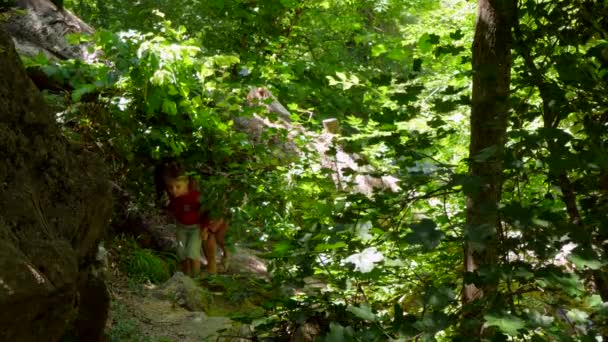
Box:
left=4, top=0, right=95, bottom=60
left=0, top=28, right=111, bottom=341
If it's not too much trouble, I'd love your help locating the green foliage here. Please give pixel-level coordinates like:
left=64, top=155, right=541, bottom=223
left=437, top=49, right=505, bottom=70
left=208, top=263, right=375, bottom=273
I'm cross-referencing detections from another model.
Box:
left=111, top=235, right=175, bottom=284
left=36, top=0, right=608, bottom=339
left=126, top=248, right=173, bottom=284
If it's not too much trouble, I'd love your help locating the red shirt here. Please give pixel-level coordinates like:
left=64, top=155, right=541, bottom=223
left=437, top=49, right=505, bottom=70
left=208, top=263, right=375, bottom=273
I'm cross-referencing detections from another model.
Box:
left=167, top=191, right=202, bottom=225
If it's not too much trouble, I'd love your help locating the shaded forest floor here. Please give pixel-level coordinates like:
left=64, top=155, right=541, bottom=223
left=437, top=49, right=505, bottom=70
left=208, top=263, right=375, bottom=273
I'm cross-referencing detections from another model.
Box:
left=105, top=245, right=273, bottom=341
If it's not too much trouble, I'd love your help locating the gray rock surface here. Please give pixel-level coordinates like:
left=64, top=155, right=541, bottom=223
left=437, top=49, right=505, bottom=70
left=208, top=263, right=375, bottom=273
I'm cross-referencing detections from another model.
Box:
left=0, top=27, right=111, bottom=341
left=4, top=0, right=95, bottom=60
left=152, top=272, right=212, bottom=312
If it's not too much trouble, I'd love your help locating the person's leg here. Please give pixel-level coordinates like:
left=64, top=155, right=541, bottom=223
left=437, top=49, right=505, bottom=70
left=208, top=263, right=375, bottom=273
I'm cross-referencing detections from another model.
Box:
left=178, top=260, right=187, bottom=273
left=185, top=226, right=202, bottom=276
left=214, top=221, right=229, bottom=270
left=191, top=258, right=201, bottom=276
left=201, top=237, right=210, bottom=269
left=175, top=225, right=189, bottom=274
left=184, top=259, right=192, bottom=275
left=204, top=234, right=217, bottom=274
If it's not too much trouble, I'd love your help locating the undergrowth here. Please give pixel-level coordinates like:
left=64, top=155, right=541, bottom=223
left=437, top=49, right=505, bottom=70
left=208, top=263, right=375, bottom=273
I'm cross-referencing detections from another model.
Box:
left=110, top=234, right=176, bottom=285
left=107, top=300, right=142, bottom=342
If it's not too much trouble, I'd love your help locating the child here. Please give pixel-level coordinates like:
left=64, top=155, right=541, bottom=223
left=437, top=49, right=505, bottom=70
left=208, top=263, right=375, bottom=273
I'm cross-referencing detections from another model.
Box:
left=156, top=160, right=230, bottom=275
left=201, top=216, right=230, bottom=274
left=165, top=174, right=204, bottom=276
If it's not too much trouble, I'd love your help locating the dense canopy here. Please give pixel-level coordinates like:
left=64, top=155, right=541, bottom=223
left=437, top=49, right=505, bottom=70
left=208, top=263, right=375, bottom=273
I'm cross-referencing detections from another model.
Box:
left=3, top=0, right=608, bottom=340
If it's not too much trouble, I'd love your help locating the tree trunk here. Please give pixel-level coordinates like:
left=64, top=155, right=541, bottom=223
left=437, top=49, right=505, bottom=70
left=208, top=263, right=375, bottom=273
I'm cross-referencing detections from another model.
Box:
left=462, top=0, right=517, bottom=336
left=0, top=27, right=111, bottom=341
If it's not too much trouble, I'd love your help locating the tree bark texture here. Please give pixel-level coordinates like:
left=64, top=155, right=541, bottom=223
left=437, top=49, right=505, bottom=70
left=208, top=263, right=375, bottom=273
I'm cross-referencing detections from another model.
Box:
left=463, top=0, right=517, bottom=334
left=0, top=27, right=111, bottom=341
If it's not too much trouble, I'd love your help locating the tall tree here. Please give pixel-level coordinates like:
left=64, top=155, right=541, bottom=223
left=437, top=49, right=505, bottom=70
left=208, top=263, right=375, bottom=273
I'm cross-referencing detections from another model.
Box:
left=462, top=0, right=517, bottom=336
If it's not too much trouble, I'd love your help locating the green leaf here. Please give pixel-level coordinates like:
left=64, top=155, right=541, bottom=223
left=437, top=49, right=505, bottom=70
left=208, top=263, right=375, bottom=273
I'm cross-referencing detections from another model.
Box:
left=347, top=303, right=377, bottom=322
left=371, top=44, right=388, bottom=57
left=536, top=270, right=585, bottom=297
left=30, top=52, right=50, bottom=66
left=324, top=322, right=354, bottom=342
left=213, top=55, right=240, bottom=68
left=404, top=219, right=444, bottom=251
left=513, top=266, right=534, bottom=281
left=450, top=29, right=464, bottom=40
left=413, top=311, right=449, bottom=334
left=96, top=30, right=116, bottom=46
left=65, top=33, right=88, bottom=45
left=527, top=310, right=554, bottom=328
left=484, top=314, right=525, bottom=336
left=418, top=33, right=440, bottom=53
left=72, top=84, right=96, bottom=102
left=555, top=53, right=586, bottom=84
left=327, top=75, right=339, bottom=86
left=425, top=286, right=455, bottom=309
left=167, top=85, right=179, bottom=96
left=162, top=99, right=178, bottom=115
left=199, top=63, right=214, bottom=78
left=280, top=0, right=298, bottom=8
left=314, top=241, right=347, bottom=252
left=264, top=240, right=294, bottom=258
left=566, top=309, right=589, bottom=324
left=146, top=88, right=163, bottom=113
left=387, top=48, right=409, bottom=61
left=568, top=253, right=603, bottom=270
left=586, top=294, right=604, bottom=309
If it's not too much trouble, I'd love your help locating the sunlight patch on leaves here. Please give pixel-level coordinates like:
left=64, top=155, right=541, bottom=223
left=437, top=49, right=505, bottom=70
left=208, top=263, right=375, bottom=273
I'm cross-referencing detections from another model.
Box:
left=566, top=309, right=589, bottom=324
left=372, top=44, right=388, bottom=57
left=347, top=303, right=377, bottom=322
left=527, top=310, right=554, bottom=327
left=327, top=72, right=360, bottom=90
left=483, top=314, right=525, bottom=336
left=354, top=221, right=373, bottom=241
left=342, top=247, right=384, bottom=273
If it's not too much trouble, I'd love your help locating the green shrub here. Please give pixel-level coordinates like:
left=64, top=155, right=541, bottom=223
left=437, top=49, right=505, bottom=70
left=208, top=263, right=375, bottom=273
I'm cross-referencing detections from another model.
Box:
left=109, top=234, right=176, bottom=284
left=126, top=248, right=174, bottom=284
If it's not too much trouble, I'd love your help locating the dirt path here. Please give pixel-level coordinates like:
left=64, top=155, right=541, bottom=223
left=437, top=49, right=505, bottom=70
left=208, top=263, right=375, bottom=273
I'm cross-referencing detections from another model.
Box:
left=106, top=246, right=269, bottom=342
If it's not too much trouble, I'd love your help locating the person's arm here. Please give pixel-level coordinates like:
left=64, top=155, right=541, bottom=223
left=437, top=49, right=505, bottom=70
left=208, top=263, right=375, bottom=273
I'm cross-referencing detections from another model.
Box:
left=199, top=213, right=211, bottom=240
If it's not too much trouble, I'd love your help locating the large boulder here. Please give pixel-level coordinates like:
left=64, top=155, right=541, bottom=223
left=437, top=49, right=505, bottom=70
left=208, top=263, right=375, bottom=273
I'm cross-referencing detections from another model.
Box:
left=0, top=28, right=111, bottom=341
left=152, top=272, right=211, bottom=312
left=3, top=0, right=95, bottom=60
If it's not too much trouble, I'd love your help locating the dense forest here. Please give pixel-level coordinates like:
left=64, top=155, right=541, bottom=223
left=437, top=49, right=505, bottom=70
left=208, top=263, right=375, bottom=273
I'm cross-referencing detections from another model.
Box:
left=1, top=0, right=607, bottom=340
